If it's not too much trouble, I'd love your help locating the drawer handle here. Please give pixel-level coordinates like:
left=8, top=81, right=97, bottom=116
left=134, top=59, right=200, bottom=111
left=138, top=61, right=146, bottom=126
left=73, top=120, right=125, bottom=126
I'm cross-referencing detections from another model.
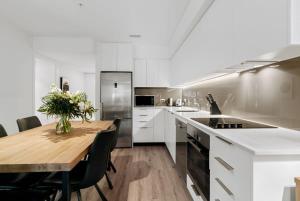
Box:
left=139, top=115, right=149, bottom=117
left=214, top=157, right=234, bottom=171
left=215, top=178, right=234, bottom=196
left=191, top=184, right=200, bottom=196
left=216, top=136, right=232, bottom=145
left=215, top=199, right=220, bottom=201
left=138, top=121, right=148, bottom=122
left=140, top=127, right=149, bottom=129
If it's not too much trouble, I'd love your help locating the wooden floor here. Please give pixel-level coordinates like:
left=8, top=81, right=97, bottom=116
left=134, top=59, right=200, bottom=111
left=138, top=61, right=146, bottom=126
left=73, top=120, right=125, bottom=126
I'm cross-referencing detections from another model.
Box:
left=71, top=145, right=192, bottom=201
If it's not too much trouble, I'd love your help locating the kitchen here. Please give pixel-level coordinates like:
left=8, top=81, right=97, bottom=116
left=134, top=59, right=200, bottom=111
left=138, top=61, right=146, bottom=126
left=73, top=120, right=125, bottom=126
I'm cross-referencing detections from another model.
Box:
left=0, top=0, right=300, bottom=201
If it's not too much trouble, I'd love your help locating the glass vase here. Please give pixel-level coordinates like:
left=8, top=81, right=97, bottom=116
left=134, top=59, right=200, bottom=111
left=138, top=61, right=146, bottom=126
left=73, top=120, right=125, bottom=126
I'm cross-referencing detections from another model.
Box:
left=56, top=116, right=71, bottom=134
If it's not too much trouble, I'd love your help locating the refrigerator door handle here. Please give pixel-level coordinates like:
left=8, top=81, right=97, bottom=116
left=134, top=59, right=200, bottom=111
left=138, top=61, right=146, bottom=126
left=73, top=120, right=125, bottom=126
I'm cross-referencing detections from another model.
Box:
left=100, top=102, right=104, bottom=120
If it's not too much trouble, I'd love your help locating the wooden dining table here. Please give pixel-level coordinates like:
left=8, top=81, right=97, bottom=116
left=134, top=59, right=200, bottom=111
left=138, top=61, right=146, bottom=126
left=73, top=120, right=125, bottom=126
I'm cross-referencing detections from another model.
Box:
left=0, top=120, right=113, bottom=201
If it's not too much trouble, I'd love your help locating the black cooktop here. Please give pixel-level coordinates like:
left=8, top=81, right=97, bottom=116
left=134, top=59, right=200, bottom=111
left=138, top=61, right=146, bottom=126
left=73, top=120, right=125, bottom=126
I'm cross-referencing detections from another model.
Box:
left=191, top=117, right=276, bottom=129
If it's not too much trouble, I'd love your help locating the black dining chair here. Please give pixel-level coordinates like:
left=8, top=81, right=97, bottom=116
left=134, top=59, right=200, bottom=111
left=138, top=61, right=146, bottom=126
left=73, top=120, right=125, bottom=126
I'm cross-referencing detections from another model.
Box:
left=104, top=119, right=121, bottom=190
left=0, top=188, right=57, bottom=201
left=0, top=124, right=7, bottom=138
left=44, top=127, right=115, bottom=201
left=0, top=124, right=50, bottom=192
left=108, top=118, right=121, bottom=173
left=16, top=116, right=42, bottom=132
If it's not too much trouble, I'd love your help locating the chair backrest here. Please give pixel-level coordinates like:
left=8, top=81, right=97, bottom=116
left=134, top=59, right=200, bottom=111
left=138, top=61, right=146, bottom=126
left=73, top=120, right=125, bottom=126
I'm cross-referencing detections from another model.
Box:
left=79, top=127, right=115, bottom=188
left=110, top=118, right=121, bottom=151
left=16, top=116, right=42, bottom=132
left=0, top=124, right=7, bottom=138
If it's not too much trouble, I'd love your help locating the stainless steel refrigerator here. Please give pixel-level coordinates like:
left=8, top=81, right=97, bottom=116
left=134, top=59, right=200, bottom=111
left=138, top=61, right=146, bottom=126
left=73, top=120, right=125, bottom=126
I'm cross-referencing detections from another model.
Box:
left=100, top=72, right=132, bottom=148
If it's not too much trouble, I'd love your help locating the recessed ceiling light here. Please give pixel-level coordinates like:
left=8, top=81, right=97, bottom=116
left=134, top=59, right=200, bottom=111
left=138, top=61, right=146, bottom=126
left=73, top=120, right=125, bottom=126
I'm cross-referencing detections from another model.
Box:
left=129, top=34, right=141, bottom=38
left=75, top=0, right=87, bottom=7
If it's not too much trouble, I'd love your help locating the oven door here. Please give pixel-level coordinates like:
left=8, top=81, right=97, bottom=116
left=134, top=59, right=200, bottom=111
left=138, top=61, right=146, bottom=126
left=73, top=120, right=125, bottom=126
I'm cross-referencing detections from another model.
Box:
left=187, top=135, right=210, bottom=201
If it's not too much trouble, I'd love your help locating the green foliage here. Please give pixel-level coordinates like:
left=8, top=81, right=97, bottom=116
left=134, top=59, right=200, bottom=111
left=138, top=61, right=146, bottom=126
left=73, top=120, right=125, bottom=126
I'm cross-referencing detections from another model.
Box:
left=38, top=85, right=97, bottom=122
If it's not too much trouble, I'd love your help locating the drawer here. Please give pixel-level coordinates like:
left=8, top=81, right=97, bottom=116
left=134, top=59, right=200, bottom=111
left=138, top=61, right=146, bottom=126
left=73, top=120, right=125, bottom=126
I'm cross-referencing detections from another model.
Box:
left=210, top=153, right=236, bottom=196
left=133, top=120, right=154, bottom=128
left=211, top=176, right=235, bottom=201
left=133, top=127, right=154, bottom=142
left=187, top=175, right=204, bottom=201
left=211, top=135, right=242, bottom=168
left=133, top=108, right=154, bottom=117
left=210, top=136, right=252, bottom=201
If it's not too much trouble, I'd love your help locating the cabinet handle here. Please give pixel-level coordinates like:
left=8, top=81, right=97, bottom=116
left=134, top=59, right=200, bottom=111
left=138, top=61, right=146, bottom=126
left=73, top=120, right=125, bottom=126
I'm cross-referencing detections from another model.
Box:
left=139, top=115, right=148, bottom=117
left=214, top=157, right=234, bottom=171
left=191, top=185, right=200, bottom=196
left=140, top=127, right=149, bottom=129
left=138, top=121, right=148, bottom=122
left=215, top=199, right=220, bottom=201
left=215, top=178, right=234, bottom=196
left=216, top=136, right=232, bottom=145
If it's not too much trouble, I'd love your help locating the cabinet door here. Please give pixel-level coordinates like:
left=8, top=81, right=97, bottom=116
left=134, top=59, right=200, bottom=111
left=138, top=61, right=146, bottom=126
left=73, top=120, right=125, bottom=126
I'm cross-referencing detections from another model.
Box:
left=146, top=59, right=170, bottom=87
left=134, top=59, right=147, bottom=87
left=158, top=60, right=170, bottom=87
left=97, top=43, right=117, bottom=71
left=146, top=60, right=158, bottom=87
left=169, top=113, right=176, bottom=162
left=154, top=109, right=165, bottom=142
left=117, top=44, right=133, bottom=71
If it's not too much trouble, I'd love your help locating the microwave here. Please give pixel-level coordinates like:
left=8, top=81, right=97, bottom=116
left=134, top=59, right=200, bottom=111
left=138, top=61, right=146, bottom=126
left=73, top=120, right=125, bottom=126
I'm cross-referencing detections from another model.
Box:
left=135, top=95, right=155, bottom=106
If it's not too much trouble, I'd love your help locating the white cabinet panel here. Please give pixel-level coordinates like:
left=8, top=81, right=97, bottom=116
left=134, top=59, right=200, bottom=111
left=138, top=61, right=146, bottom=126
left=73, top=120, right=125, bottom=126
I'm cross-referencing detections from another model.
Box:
left=97, top=43, right=133, bottom=72
left=133, top=127, right=154, bottom=143
left=97, top=43, right=117, bottom=71
left=134, top=59, right=147, bottom=87
left=164, top=110, right=176, bottom=163
left=232, top=0, right=289, bottom=62
left=154, top=109, right=165, bottom=142
left=146, top=59, right=170, bottom=87
left=117, top=44, right=133, bottom=71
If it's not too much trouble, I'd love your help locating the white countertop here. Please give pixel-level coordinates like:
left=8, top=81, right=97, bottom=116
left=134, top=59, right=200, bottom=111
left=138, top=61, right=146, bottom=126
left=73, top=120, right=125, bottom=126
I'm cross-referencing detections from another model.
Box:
left=157, top=106, right=300, bottom=156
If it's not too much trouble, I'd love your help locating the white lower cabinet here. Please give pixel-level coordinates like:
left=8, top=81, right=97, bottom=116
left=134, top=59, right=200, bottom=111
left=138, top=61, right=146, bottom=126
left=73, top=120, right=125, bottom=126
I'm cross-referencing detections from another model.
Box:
left=133, top=108, right=166, bottom=143
left=154, top=109, right=165, bottom=142
left=187, top=175, right=204, bottom=201
left=210, top=135, right=252, bottom=201
left=164, top=110, right=176, bottom=162
left=133, top=108, right=154, bottom=143
left=133, top=107, right=176, bottom=162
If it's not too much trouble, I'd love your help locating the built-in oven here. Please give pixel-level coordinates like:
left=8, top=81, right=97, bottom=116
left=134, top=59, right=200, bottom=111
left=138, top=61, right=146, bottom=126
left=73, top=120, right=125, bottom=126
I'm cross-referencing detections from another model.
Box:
left=187, top=124, right=210, bottom=201
left=135, top=95, right=155, bottom=107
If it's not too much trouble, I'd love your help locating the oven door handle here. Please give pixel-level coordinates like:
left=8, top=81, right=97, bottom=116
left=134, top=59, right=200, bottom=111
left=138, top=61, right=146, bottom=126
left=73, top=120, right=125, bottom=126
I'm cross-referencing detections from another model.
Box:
left=187, top=139, right=202, bottom=153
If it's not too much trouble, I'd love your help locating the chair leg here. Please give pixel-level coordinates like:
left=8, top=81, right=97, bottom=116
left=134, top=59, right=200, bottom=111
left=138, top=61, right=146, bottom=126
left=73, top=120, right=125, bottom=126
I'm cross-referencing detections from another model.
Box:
left=94, top=184, right=108, bottom=201
left=109, top=160, right=117, bottom=173
left=76, top=190, right=82, bottom=201
left=105, top=172, right=113, bottom=189
left=51, top=190, right=58, bottom=201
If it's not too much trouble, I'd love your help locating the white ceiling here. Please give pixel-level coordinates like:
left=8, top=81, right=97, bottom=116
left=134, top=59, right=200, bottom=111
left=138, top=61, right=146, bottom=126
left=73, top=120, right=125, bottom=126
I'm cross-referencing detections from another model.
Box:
left=0, top=0, right=190, bottom=46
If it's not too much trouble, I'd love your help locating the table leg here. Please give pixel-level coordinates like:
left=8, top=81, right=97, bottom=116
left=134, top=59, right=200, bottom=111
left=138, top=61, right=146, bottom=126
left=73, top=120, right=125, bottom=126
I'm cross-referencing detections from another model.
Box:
left=61, top=171, right=71, bottom=201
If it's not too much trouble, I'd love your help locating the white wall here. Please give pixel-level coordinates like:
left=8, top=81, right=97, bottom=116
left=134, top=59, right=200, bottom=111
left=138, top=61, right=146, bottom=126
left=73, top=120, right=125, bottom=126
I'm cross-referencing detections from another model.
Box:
left=170, top=0, right=290, bottom=86
left=58, top=65, right=85, bottom=93
left=34, top=56, right=58, bottom=124
left=291, top=0, right=300, bottom=44
left=84, top=73, right=96, bottom=109
left=0, top=17, right=34, bottom=134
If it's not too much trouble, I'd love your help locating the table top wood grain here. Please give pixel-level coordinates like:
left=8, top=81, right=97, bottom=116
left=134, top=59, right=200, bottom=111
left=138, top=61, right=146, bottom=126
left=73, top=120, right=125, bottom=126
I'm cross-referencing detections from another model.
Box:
left=0, top=121, right=113, bottom=173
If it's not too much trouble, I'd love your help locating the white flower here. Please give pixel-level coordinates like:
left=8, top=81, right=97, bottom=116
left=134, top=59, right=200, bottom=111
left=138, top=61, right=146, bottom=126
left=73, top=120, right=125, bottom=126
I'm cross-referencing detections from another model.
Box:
left=78, top=102, right=85, bottom=111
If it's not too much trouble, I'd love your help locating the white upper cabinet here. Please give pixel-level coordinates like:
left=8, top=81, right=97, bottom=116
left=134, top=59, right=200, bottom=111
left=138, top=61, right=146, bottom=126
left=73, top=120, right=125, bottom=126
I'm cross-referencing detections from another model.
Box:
left=232, top=0, right=289, bottom=62
left=97, top=43, right=118, bottom=71
left=134, top=59, right=170, bottom=87
left=96, top=43, right=133, bottom=71
left=117, top=43, right=133, bottom=71
left=134, top=59, right=147, bottom=87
